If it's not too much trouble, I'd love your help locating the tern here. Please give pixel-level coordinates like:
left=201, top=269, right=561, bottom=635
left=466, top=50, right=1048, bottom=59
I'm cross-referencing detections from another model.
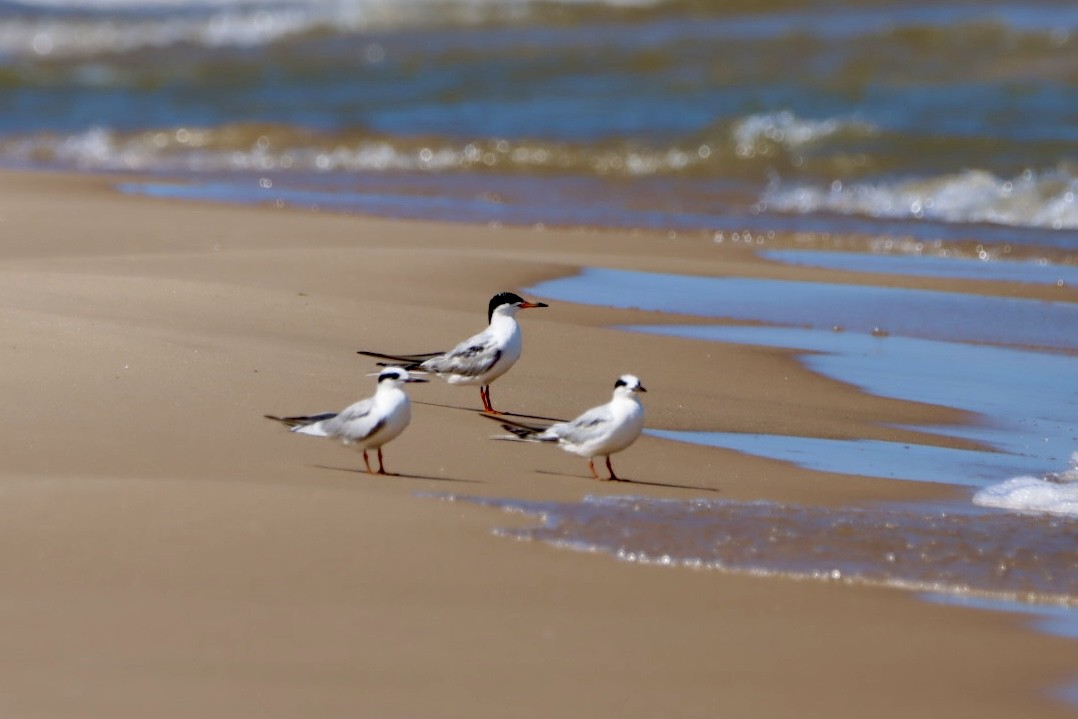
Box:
left=488, top=374, right=647, bottom=481
left=358, top=291, right=547, bottom=413
left=264, top=367, right=427, bottom=475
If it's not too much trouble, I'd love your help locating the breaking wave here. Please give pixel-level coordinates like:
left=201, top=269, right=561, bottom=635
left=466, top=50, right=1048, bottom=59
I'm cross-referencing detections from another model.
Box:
left=731, top=110, right=878, bottom=157
left=0, top=123, right=725, bottom=175
left=4, top=0, right=1076, bottom=59
left=764, top=166, right=1078, bottom=231
left=1, top=0, right=662, bottom=58
left=0, top=112, right=889, bottom=177
left=7, top=119, right=1076, bottom=232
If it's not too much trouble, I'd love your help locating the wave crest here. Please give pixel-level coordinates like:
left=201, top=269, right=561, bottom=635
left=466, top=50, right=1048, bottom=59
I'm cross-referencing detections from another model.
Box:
left=0, top=0, right=664, bottom=58
left=764, top=166, right=1078, bottom=230
left=0, top=123, right=724, bottom=176
left=5, top=119, right=1078, bottom=233
left=0, top=1, right=474, bottom=58
left=731, top=110, right=877, bottom=158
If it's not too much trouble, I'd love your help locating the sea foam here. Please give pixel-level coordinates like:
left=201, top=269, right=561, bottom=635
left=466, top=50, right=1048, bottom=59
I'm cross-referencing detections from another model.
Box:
left=974, top=453, right=1078, bottom=518
left=731, top=110, right=877, bottom=156
left=764, top=166, right=1078, bottom=231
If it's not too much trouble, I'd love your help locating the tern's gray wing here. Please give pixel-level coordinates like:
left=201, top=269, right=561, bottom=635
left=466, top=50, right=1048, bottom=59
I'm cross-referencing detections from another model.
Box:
left=548, top=405, right=612, bottom=444
left=323, top=397, right=384, bottom=442
left=423, top=330, right=501, bottom=378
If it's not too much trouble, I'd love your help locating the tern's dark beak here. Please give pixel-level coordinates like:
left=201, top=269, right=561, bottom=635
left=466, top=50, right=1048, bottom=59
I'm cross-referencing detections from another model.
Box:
left=637, top=384, right=648, bottom=392
left=405, top=377, right=430, bottom=383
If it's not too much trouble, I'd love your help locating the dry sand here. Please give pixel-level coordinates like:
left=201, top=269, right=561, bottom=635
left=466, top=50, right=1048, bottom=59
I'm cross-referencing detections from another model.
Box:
left=0, top=169, right=1073, bottom=717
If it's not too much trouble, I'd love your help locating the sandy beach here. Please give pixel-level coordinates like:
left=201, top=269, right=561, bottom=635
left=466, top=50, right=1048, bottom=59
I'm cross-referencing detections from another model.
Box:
left=0, top=168, right=1074, bottom=717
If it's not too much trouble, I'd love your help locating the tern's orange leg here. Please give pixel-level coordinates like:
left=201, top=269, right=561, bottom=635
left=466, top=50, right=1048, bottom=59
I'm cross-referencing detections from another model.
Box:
left=588, top=459, right=601, bottom=480
left=362, top=450, right=373, bottom=474
left=480, top=385, right=500, bottom=414
left=376, top=447, right=387, bottom=475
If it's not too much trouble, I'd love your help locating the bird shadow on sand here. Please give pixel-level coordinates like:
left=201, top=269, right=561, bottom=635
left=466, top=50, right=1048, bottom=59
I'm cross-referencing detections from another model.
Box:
left=311, top=464, right=484, bottom=484
left=413, top=400, right=566, bottom=423
left=533, top=469, right=720, bottom=493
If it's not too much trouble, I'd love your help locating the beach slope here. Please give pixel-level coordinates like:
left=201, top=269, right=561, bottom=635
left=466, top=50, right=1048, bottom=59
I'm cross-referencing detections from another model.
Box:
left=0, top=170, right=1072, bottom=718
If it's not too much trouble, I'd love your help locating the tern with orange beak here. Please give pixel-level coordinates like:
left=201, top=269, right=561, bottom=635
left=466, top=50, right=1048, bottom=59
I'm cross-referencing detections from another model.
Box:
left=358, top=292, right=547, bottom=413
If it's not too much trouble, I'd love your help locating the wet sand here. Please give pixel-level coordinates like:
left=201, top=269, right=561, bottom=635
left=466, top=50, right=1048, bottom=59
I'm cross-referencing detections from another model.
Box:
left=0, top=169, right=1074, bottom=717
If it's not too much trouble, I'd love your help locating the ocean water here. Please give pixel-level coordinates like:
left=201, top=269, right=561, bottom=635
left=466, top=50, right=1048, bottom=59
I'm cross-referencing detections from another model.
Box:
left=1, top=0, right=1077, bottom=254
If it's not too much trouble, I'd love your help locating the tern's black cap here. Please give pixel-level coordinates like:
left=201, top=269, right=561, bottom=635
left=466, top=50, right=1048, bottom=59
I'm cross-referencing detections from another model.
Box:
left=487, top=292, right=548, bottom=322
left=377, top=367, right=407, bottom=383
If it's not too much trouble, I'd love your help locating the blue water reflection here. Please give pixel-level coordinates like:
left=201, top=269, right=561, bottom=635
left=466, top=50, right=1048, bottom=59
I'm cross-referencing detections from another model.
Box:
left=647, top=430, right=1034, bottom=487
left=529, top=268, right=1077, bottom=351
left=760, top=249, right=1078, bottom=286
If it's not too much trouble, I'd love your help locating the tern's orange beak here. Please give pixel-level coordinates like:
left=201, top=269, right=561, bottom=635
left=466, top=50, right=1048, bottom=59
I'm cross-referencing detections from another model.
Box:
left=519, top=301, right=548, bottom=309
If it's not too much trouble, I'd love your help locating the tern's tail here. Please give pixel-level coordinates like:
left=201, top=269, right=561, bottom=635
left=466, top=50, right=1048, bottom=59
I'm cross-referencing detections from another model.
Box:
left=356, top=350, right=444, bottom=371
left=264, top=412, right=337, bottom=436
left=481, top=413, right=557, bottom=443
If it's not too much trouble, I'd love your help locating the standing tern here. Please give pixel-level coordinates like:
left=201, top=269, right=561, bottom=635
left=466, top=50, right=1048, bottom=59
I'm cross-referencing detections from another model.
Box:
left=488, top=374, right=647, bottom=481
left=358, top=291, right=547, bottom=414
left=264, top=367, right=427, bottom=475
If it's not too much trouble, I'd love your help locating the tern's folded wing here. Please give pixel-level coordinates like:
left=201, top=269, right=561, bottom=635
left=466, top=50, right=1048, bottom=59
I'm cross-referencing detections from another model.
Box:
left=552, top=407, right=612, bottom=443
left=423, top=333, right=501, bottom=378
left=325, top=398, right=384, bottom=441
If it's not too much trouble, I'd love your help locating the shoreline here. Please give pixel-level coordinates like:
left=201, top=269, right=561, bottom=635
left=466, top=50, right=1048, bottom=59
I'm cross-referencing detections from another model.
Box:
left=1, top=167, right=1074, bottom=717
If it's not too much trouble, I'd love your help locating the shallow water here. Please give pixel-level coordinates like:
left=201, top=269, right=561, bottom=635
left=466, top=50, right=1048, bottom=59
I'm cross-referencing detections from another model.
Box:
left=530, top=267, right=1077, bottom=350
left=438, top=493, right=1077, bottom=607
left=645, top=430, right=1043, bottom=488
left=926, top=594, right=1078, bottom=640
left=760, top=249, right=1078, bottom=285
